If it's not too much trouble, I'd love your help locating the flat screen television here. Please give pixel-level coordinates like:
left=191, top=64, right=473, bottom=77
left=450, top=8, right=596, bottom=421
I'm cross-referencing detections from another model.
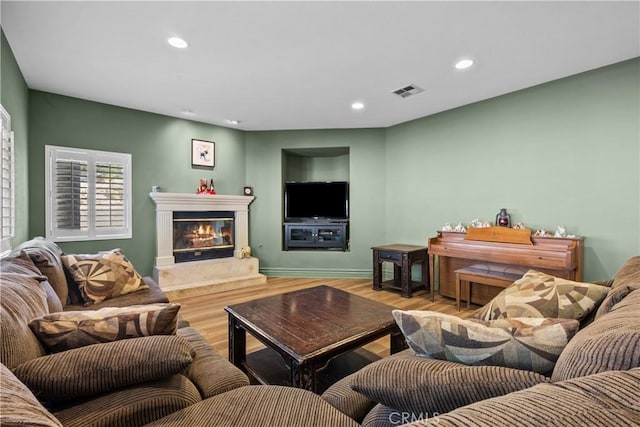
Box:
left=284, top=181, right=349, bottom=220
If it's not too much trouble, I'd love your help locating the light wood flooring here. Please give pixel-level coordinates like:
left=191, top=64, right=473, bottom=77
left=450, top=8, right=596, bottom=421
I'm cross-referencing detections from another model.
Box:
left=170, top=277, right=477, bottom=359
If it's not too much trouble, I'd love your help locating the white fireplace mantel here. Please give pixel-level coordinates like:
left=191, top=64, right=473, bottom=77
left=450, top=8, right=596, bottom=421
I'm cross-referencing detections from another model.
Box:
left=149, top=192, right=254, bottom=266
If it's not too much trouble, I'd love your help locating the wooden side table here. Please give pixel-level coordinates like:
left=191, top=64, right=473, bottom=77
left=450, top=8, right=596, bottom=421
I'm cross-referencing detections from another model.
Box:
left=372, top=244, right=429, bottom=298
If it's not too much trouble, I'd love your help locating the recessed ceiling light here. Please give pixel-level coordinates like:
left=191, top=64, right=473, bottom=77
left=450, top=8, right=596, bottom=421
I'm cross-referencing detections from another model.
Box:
left=351, top=102, right=365, bottom=111
left=455, top=58, right=474, bottom=70
left=227, top=119, right=240, bottom=125
left=182, top=109, right=194, bottom=116
left=168, top=36, right=189, bottom=49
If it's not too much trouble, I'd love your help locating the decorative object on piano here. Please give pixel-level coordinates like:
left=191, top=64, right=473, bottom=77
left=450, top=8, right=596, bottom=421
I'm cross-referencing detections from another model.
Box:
left=495, top=208, right=512, bottom=228
left=441, top=223, right=453, bottom=232
left=196, top=178, right=216, bottom=195
left=554, top=225, right=567, bottom=238
left=512, top=222, right=526, bottom=230
left=470, top=218, right=491, bottom=228
left=534, top=228, right=552, bottom=237
left=453, top=223, right=467, bottom=233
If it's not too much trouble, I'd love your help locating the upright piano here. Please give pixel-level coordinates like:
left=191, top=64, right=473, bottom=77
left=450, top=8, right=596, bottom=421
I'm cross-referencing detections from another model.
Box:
left=428, top=231, right=584, bottom=304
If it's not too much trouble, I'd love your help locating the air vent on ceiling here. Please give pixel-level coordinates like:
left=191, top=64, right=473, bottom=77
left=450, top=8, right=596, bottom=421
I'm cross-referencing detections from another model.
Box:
left=392, top=84, right=424, bottom=98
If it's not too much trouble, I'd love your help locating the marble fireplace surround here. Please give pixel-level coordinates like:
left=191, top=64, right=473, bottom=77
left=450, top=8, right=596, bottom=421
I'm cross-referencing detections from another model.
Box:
left=149, top=192, right=266, bottom=297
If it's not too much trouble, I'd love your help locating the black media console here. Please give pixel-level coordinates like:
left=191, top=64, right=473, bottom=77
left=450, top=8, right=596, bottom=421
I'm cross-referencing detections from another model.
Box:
left=283, top=221, right=348, bottom=251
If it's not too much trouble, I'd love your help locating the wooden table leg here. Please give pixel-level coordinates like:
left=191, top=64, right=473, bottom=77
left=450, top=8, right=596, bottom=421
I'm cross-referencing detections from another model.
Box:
left=455, top=273, right=461, bottom=312
left=467, top=279, right=472, bottom=309
left=390, top=329, right=408, bottom=354
left=421, top=259, right=429, bottom=296
left=373, top=250, right=382, bottom=291
left=290, top=359, right=315, bottom=391
left=400, top=256, right=411, bottom=298
left=228, top=315, right=246, bottom=370
left=429, top=254, right=435, bottom=302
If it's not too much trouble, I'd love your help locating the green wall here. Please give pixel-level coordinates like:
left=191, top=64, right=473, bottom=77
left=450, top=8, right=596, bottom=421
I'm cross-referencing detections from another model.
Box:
left=384, top=58, right=640, bottom=281
left=6, top=39, right=638, bottom=282
left=27, top=91, right=247, bottom=275
left=245, top=129, right=386, bottom=277
left=1, top=30, right=29, bottom=246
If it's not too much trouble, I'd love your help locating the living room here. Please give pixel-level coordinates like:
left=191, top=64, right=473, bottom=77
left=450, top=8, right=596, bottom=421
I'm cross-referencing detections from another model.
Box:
left=1, top=2, right=639, bottom=426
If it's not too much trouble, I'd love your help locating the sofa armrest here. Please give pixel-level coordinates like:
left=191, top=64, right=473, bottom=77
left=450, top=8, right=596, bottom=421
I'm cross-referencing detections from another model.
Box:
left=322, top=373, right=376, bottom=423
left=176, top=327, right=249, bottom=398
left=350, top=353, right=550, bottom=416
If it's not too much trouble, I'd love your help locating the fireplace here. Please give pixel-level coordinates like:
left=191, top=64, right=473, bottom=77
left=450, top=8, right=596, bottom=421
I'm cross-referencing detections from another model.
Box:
left=173, top=211, right=235, bottom=262
left=149, top=192, right=266, bottom=296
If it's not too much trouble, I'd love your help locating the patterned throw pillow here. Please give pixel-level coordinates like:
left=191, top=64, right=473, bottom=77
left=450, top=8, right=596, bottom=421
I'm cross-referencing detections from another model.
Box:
left=29, top=303, right=180, bottom=352
left=473, top=270, right=609, bottom=322
left=61, top=249, right=148, bottom=305
left=393, top=310, right=580, bottom=374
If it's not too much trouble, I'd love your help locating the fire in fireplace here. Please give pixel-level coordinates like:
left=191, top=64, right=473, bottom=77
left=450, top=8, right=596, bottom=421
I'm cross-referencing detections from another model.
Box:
left=173, top=211, right=235, bottom=263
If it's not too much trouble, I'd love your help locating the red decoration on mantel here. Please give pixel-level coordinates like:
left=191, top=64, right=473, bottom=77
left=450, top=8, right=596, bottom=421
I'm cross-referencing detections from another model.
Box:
left=196, top=178, right=216, bottom=195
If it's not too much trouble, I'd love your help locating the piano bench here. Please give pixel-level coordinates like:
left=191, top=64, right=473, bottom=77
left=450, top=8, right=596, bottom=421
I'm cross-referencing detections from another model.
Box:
left=454, top=264, right=526, bottom=311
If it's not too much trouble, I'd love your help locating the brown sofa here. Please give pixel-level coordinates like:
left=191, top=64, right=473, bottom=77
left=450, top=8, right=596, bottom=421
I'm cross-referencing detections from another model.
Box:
left=0, top=237, right=249, bottom=427
left=143, top=256, right=640, bottom=427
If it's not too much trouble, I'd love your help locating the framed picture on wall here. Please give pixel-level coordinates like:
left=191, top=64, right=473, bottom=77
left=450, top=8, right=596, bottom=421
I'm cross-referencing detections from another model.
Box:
left=191, top=139, right=215, bottom=168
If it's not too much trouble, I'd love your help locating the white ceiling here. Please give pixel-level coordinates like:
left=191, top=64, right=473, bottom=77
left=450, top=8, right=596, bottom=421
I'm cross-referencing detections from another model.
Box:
left=2, top=1, right=639, bottom=131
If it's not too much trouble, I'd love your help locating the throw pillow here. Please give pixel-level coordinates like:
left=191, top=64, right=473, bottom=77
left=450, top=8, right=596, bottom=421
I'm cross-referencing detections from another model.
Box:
left=393, top=310, right=579, bottom=374
left=13, top=335, right=195, bottom=404
left=0, top=363, right=62, bottom=427
left=61, top=249, right=148, bottom=305
left=1, top=251, right=64, bottom=313
left=14, top=237, right=70, bottom=305
left=29, top=303, right=181, bottom=352
left=473, top=270, right=609, bottom=322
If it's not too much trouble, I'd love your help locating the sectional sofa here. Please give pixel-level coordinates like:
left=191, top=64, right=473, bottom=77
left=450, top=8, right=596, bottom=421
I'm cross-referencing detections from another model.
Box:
left=0, top=237, right=250, bottom=426
left=1, top=237, right=639, bottom=426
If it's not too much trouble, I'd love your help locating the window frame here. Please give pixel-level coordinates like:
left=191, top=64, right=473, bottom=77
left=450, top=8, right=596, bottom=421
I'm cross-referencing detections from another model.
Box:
left=45, top=145, right=132, bottom=242
left=0, top=105, right=15, bottom=254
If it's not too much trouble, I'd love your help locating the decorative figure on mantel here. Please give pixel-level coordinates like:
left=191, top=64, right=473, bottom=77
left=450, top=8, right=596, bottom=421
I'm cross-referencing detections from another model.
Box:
left=512, top=222, right=526, bottom=230
left=442, top=223, right=453, bottom=232
left=453, top=222, right=467, bottom=233
left=495, top=208, right=512, bottom=228
left=196, top=178, right=216, bottom=195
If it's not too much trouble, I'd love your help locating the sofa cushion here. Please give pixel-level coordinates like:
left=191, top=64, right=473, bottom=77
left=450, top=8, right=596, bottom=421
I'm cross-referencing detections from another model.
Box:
left=473, top=270, right=609, bottom=322
left=393, top=310, right=578, bottom=374
left=14, top=237, right=69, bottom=304
left=1, top=251, right=64, bottom=313
left=61, top=249, right=147, bottom=305
left=551, top=287, right=640, bottom=382
left=0, top=273, right=49, bottom=369
left=29, top=303, right=181, bottom=352
left=144, top=385, right=360, bottom=427
left=0, top=363, right=63, bottom=427
left=13, top=335, right=194, bottom=403
left=52, top=374, right=201, bottom=427
left=403, top=368, right=640, bottom=427
left=349, top=353, right=549, bottom=418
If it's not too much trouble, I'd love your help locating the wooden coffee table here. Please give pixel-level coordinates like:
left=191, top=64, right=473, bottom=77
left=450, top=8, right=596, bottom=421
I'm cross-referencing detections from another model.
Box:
left=225, top=285, right=406, bottom=393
